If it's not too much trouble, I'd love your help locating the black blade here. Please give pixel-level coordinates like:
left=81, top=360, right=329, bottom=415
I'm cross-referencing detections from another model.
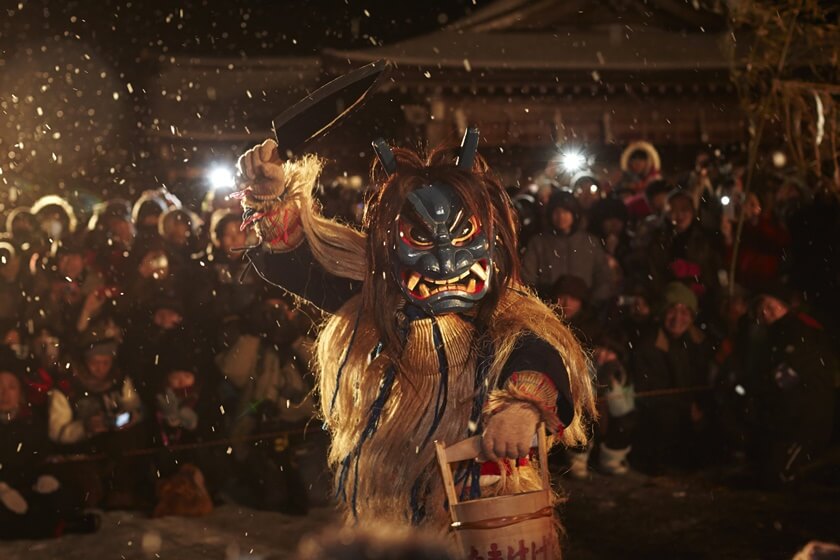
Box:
left=272, top=60, right=388, bottom=156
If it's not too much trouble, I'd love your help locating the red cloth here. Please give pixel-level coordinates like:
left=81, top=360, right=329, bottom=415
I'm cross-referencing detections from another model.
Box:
left=26, top=368, right=72, bottom=407
left=725, top=217, right=791, bottom=291
left=625, top=194, right=652, bottom=222
left=480, top=458, right=530, bottom=476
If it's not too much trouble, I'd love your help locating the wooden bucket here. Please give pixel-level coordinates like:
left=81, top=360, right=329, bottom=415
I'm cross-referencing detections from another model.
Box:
left=435, top=423, right=558, bottom=559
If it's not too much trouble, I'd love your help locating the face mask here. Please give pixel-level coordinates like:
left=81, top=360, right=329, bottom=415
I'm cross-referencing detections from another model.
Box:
left=393, top=183, right=492, bottom=315
left=40, top=220, right=63, bottom=240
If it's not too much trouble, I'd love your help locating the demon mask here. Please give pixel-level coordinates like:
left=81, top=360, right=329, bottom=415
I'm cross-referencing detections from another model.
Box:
left=374, top=129, right=492, bottom=315
left=393, top=183, right=492, bottom=315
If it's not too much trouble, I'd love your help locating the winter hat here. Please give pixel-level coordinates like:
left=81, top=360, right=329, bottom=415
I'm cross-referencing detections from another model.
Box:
left=551, top=275, right=589, bottom=303
left=662, top=282, right=698, bottom=315
left=132, top=192, right=168, bottom=225
left=0, top=240, right=16, bottom=264
left=31, top=195, right=79, bottom=234
left=5, top=207, right=35, bottom=235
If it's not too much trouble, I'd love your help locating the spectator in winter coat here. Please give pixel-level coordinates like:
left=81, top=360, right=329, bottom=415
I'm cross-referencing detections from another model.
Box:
left=26, top=235, right=106, bottom=338
left=214, top=294, right=315, bottom=513
left=47, top=338, right=143, bottom=446
left=753, top=285, right=837, bottom=485
left=0, top=354, right=99, bottom=539
left=132, top=188, right=181, bottom=245
left=521, top=190, right=615, bottom=303
left=722, top=192, right=791, bottom=292
left=591, top=340, right=636, bottom=476
left=121, top=237, right=183, bottom=322
left=47, top=338, right=148, bottom=509
left=189, top=210, right=257, bottom=335
left=158, top=207, right=201, bottom=266
left=631, top=283, right=713, bottom=473
left=6, top=207, right=41, bottom=254
left=625, top=179, right=672, bottom=228
left=23, top=325, right=72, bottom=418
left=551, top=275, right=600, bottom=343
left=151, top=348, right=225, bottom=497
left=85, top=199, right=136, bottom=286
left=0, top=240, right=31, bottom=323
left=551, top=277, right=635, bottom=478
left=30, top=195, right=78, bottom=245
left=615, top=142, right=662, bottom=196
left=121, top=293, right=206, bottom=408
left=642, top=189, right=723, bottom=318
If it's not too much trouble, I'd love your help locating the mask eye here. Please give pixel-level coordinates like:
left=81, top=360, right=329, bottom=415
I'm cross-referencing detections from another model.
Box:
left=398, top=217, right=433, bottom=248
left=409, top=226, right=432, bottom=245
left=452, top=216, right=479, bottom=246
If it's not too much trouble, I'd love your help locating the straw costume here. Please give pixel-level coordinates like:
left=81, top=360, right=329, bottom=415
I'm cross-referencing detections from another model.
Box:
left=235, top=131, right=596, bottom=550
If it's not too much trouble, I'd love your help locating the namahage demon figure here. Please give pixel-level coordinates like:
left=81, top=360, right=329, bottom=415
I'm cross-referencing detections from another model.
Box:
left=235, top=129, right=596, bottom=553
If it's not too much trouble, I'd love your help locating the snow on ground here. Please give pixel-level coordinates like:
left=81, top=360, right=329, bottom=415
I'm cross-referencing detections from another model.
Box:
left=0, top=505, right=337, bottom=560
left=1, top=465, right=838, bottom=559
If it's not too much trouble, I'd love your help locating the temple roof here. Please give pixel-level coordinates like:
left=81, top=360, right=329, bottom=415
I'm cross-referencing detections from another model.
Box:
left=325, top=0, right=734, bottom=73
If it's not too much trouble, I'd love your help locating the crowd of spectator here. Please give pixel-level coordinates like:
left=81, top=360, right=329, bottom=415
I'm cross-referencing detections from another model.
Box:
left=515, top=143, right=839, bottom=486
left=0, top=186, right=322, bottom=538
left=0, top=140, right=837, bottom=540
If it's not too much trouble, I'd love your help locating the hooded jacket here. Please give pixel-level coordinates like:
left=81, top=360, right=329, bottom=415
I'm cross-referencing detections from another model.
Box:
left=520, top=191, right=615, bottom=302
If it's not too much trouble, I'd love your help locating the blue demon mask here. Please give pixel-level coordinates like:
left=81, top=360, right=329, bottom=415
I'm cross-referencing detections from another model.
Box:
left=393, top=183, right=492, bottom=315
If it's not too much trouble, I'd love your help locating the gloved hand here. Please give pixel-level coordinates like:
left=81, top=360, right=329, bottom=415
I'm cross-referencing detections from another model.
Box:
left=0, top=482, right=28, bottom=514
left=237, top=138, right=286, bottom=200
left=605, top=381, right=635, bottom=418
left=33, top=474, right=60, bottom=494
left=179, top=407, right=198, bottom=431
left=236, top=139, right=304, bottom=252
left=480, top=402, right=540, bottom=462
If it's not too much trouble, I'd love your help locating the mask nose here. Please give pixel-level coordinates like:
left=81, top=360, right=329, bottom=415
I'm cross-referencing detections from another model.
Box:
left=437, top=245, right=456, bottom=276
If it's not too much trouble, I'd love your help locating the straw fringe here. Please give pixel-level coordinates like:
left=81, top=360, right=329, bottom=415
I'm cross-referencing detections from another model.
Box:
left=314, top=286, right=596, bottom=529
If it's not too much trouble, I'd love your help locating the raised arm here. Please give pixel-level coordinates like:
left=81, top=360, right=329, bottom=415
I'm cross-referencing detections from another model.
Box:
left=236, top=139, right=362, bottom=313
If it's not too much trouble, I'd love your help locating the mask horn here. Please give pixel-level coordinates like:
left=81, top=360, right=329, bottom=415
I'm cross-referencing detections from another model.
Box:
left=372, top=138, right=397, bottom=176
left=456, top=127, right=480, bottom=170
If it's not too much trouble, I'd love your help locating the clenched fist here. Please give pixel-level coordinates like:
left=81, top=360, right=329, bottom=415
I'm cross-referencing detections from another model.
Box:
left=237, top=138, right=286, bottom=200
left=236, top=138, right=304, bottom=252
left=481, top=402, right=540, bottom=462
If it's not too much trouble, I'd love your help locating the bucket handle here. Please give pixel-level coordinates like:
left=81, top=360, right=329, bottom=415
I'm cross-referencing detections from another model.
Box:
left=434, top=422, right=549, bottom=522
